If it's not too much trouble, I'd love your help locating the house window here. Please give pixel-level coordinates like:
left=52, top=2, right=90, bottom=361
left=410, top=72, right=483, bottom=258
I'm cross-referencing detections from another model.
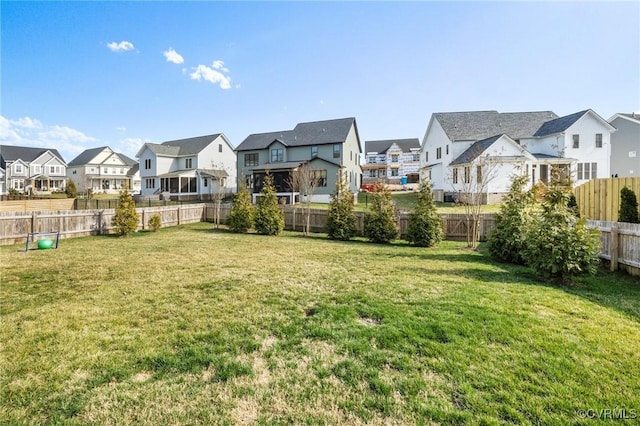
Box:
left=204, top=178, right=208, bottom=187
left=245, top=175, right=253, bottom=190
left=464, top=166, right=470, bottom=184
left=436, top=147, right=442, bottom=159
left=453, top=168, right=458, bottom=184
left=596, top=133, right=602, bottom=148
left=244, top=153, right=258, bottom=167
left=145, top=159, right=151, bottom=169
left=333, top=144, right=341, bottom=158
left=313, top=170, right=328, bottom=187
left=13, top=179, right=24, bottom=190
left=181, top=177, right=197, bottom=193
left=103, top=168, right=108, bottom=174
left=476, top=166, right=482, bottom=182
left=428, top=169, right=432, bottom=180
left=380, top=168, right=387, bottom=177
left=425, top=151, right=429, bottom=162
left=573, top=134, right=580, bottom=148
left=32, top=165, right=41, bottom=175
left=446, top=145, right=449, bottom=155
left=391, top=154, right=399, bottom=163
left=15, top=164, right=23, bottom=174
left=145, top=178, right=155, bottom=189
left=271, top=148, right=284, bottom=163
left=186, top=158, right=192, bottom=169
left=368, top=156, right=377, bottom=164
left=577, top=163, right=583, bottom=180
left=391, top=168, right=399, bottom=177
left=412, top=153, right=420, bottom=161
left=120, top=168, right=124, bottom=174
left=577, top=162, right=597, bottom=180
left=591, top=162, right=597, bottom=179
left=311, top=146, right=318, bottom=158
left=350, top=151, right=353, bottom=161
left=219, top=144, right=223, bottom=153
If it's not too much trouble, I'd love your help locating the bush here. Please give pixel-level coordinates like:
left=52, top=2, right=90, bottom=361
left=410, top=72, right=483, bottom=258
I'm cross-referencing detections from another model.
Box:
left=254, top=173, right=284, bottom=236
left=523, top=187, right=600, bottom=283
left=65, top=179, right=77, bottom=198
left=619, top=187, right=640, bottom=223
left=488, top=175, right=536, bottom=265
left=326, top=175, right=357, bottom=241
left=227, top=186, right=255, bottom=233
left=363, top=182, right=398, bottom=243
left=405, top=181, right=443, bottom=247
left=112, top=188, right=139, bottom=236
left=148, top=214, right=162, bottom=232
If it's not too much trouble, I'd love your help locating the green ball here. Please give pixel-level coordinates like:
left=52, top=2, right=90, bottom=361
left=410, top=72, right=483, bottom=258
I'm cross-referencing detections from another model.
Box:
left=38, top=238, right=53, bottom=249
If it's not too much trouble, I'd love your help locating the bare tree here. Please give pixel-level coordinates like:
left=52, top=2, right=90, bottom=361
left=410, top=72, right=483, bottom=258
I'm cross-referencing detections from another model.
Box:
left=287, top=162, right=322, bottom=236
left=209, top=162, right=232, bottom=229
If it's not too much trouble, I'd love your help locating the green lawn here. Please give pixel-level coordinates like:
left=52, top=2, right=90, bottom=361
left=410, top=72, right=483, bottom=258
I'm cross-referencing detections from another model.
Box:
left=1, top=223, right=639, bottom=425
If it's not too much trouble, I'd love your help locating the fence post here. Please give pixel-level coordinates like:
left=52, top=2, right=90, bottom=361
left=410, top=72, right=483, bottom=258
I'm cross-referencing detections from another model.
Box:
left=98, top=210, right=103, bottom=235
left=142, top=209, right=146, bottom=230
left=610, top=225, right=619, bottom=272
left=31, top=211, right=37, bottom=233
left=177, top=206, right=181, bottom=225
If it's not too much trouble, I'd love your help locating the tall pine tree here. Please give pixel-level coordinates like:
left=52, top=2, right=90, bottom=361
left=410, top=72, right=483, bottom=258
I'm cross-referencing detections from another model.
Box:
left=326, top=174, right=357, bottom=240
left=112, top=187, right=139, bottom=236
left=254, top=173, right=284, bottom=235
left=405, top=180, right=443, bottom=247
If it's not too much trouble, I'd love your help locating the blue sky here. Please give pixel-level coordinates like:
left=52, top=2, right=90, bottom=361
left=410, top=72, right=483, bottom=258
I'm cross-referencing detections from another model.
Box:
left=1, top=1, right=639, bottom=162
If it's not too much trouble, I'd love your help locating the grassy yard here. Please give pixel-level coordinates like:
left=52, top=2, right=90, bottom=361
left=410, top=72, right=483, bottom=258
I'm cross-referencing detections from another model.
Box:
left=1, top=223, right=639, bottom=425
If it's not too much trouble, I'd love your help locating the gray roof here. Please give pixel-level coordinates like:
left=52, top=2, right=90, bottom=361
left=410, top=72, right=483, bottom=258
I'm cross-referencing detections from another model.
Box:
left=0, top=145, right=66, bottom=164
left=236, top=118, right=356, bottom=151
left=146, top=134, right=223, bottom=156
left=434, top=110, right=558, bottom=141
left=67, top=146, right=138, bottom=167
left=533, top=110, right=589, bottom=137
left=450, top=134, right=504, bottom=166
left=365, top=138, right=420, bottom=154
left=126, top=163, right=139, bottom=176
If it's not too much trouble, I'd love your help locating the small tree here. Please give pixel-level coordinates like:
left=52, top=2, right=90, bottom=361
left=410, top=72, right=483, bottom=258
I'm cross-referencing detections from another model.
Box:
left=405, top=180, right=443, bottom=247
left=523, top=183, right=600, bottom=283
left=112, top=186, right=139, bottom=236
left=363, top=182, right=398, bottom=243
left=65, top=179, right=77, bottom=198
left=326, top=173, right=357, bottom=241
left=619, top=187, right=640, bottom=223
left=254, top=173, right=284, bottom=236
left=227, top=185, right=255, bottom=233
left=488, top=174, right=536, bottom=265
left=148, top=214, right=162, bottom=232
left=287, top=163, right=321, bottom=236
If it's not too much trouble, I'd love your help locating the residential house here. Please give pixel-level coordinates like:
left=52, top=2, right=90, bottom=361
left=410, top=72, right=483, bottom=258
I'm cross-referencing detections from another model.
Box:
left=421, top=109, right=615, bottom=202
left=136, top=134, right=236, bottom=201
left=0, top=145, right=67, bottom=195
left=235, top=117, right=362, bottom=203
left=608, top=113, right=640, bottom=178
left=67, top=146, right=140, bottom=195
left=362, top=138, right=421, bottom=187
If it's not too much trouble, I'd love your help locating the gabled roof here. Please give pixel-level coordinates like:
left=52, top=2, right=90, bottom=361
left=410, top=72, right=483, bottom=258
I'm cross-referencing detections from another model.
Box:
left=126, top=163, right=139, bottom=176
left=434, top=111, right=558, bottom=142
left=236, top=118, right=357, bottom=151
left=0, top=145, right=66, bottom=164
left=139, top=134, right=224, bottom=157
left=533, top=110, right=589, bottom=137
left=68, top=146, right=138, bottom=167
left=609, top=113, right=640, bottom=125
left=450, top=134, right=504, bottom=166
left=365, top=138, right=420, bottom=154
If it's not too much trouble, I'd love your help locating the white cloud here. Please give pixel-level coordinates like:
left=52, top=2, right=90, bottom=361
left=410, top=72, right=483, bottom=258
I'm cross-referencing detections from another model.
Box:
left=108, top=41, right=135, bottom=52
left=190, top=61, right=232, bottom=89
left=0, top=115, right=97, bottom=161
left=116, top=126, right=127, bottom=132
left=119, top=137, right=152, bottom=157
left=163, top=48, right=184, bottom=64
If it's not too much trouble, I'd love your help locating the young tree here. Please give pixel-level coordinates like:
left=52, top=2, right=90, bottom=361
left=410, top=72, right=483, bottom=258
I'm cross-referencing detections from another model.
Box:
left=523, top=181, right=600, bottom=283
left=619, top=187, right=640, bottom=223
left=208, top=163, right=232, bottom=229
left=227, top=185, right=255, bottom=233
left=112, top=186, right=139, bottom=236
left=148, top=214, right=162, bottom=232
left=288, top=163, right=321, bottom=236
left=254, top=173, right=284, bottom=235
left=326, top=173, right=357, bottom=241
left=405, top=180, right=443, bottom=247
left=65, top=179, right=77, bottom=198
left=363, top=182, right=398, bottom=243
left=488, top=174, right=536, bottom=265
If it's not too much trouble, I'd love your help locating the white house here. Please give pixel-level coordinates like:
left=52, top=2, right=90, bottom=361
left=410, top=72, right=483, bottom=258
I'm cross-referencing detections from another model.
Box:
left=0, top=145, right=67, bottom=195
left=421, top=109, right=615, bottom=202
left=67, top=146, right=139, bottom=195
left=608, top=113, right=640, bottom=178
left=136, top=133, right=236, bottom=201
left=362, top=138, right=420, bottom=187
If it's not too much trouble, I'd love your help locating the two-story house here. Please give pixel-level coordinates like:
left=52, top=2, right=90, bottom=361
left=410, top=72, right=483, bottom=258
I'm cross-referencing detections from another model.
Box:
left=0, top=145, right=67, bottom=195
left=362, top=138, right=420, bottom=187
left=608, top=113, right=640, bottom=178
left=421, top=109, right=615, bottom=203
left=67, top=146, right=140, bottom=195
left=136, top=133, right=236, bottom=201
left=235, top=117, right=362, bottom=203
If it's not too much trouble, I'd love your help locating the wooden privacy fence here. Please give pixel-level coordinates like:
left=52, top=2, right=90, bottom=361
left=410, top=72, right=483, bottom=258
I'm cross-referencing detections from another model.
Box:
left=575, top=177, right=640, bottom=221
left=0, top=198, right=75, bottom=213
left=0, top=203, right=495, bottom=245
left=587, top=220, right=640, bottom=276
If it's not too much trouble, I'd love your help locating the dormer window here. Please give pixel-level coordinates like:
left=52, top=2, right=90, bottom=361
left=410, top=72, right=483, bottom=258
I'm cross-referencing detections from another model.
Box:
left=271, top=148, right=284, bottom=163
left=14, top=164, right=23, bottom=174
